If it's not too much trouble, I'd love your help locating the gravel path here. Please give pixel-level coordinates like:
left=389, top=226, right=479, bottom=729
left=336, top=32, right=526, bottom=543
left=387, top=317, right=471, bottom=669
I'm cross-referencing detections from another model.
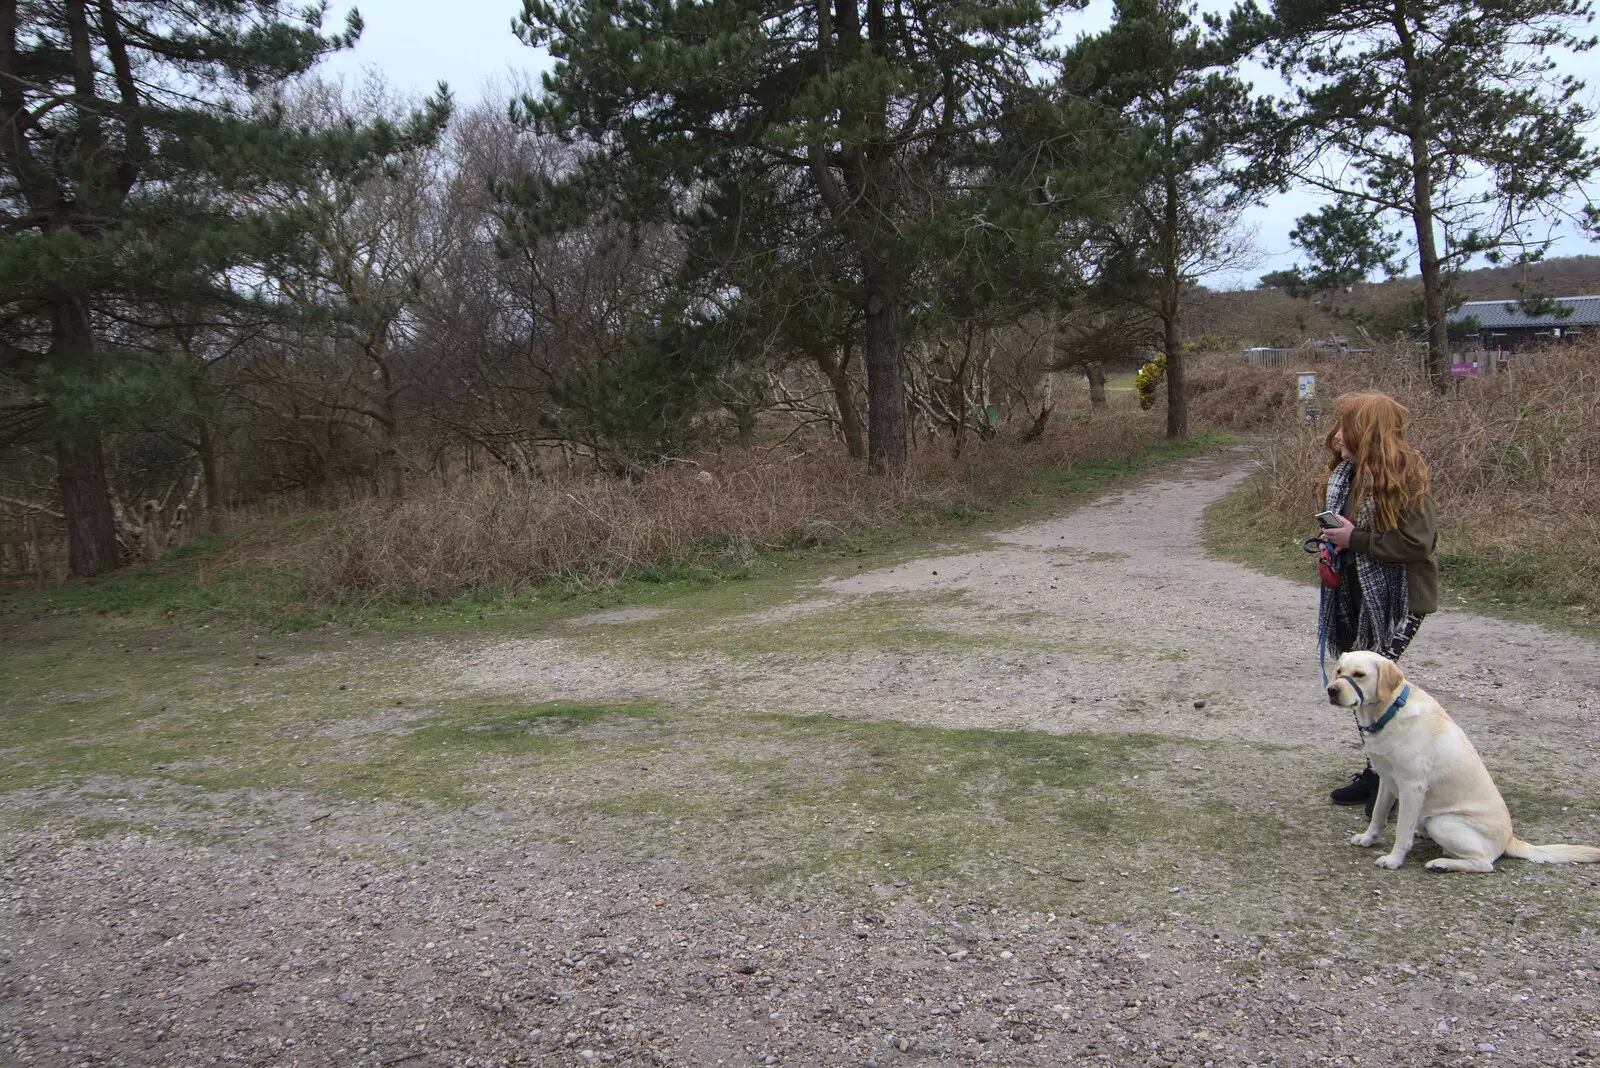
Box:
left=4, top=448, right=1599, bottom=1068
left=462, top=448, right=1599, bottom=772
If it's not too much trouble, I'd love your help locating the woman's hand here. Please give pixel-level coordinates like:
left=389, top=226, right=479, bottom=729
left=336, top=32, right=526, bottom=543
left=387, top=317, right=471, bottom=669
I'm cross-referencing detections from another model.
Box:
left=1322, top=515, right=1355, bottom=551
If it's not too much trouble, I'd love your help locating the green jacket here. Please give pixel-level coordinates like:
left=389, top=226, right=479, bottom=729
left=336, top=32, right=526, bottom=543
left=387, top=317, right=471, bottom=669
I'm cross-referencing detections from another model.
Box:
left=1347, top=495, right=1439, bottom=616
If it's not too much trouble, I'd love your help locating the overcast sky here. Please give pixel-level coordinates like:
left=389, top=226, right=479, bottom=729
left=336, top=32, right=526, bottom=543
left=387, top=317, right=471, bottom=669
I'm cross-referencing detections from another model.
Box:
left=318, top=0, right=1598, bottom=291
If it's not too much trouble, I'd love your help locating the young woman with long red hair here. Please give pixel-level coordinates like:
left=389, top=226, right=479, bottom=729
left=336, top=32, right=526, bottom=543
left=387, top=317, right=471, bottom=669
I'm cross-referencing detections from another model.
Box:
left=1317, top=392, right=1439, bottom=809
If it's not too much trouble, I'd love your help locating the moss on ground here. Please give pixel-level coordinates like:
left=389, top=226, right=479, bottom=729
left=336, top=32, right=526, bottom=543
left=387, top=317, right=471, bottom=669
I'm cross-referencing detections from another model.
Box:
left=5, top=436, right=1598, bottom=960
left=555, top=584, right=1193, bottom=664
left=7, top=622, right=1596, bottom=943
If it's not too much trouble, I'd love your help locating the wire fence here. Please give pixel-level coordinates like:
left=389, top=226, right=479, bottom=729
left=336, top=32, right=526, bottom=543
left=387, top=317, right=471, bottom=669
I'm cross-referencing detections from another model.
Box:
left=1239, top=346, right=1372, bottom=370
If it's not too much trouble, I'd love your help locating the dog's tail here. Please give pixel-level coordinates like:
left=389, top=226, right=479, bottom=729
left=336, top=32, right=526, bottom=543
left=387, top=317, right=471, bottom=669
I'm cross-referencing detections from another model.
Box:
left=1505, top=838, right=1600, bottom=864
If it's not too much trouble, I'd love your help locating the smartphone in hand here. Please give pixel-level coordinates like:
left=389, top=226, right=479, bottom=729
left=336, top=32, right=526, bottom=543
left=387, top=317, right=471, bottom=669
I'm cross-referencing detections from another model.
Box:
left=1315, top=510, right=1341, bottom=528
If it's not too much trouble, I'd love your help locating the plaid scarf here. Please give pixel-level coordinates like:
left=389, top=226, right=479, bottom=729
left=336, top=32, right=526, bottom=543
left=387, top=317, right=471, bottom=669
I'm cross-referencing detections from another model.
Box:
left=1321, top=460, right=1410, bottom=658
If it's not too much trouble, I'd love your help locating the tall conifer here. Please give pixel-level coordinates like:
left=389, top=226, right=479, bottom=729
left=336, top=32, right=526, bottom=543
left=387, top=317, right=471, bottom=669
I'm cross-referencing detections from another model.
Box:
left=1249, top=0, right=1600, bottom=384
left=0, top=1, right=447, bottom=574
left=1067, top=0, right=1265, bottom=440
left=511, top=0, right=1074, bottom=472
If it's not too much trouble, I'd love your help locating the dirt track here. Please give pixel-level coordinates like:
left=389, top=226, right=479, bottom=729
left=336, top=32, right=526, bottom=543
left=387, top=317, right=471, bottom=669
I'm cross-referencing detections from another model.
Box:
left=4, top=447, right=1599, bottom=1067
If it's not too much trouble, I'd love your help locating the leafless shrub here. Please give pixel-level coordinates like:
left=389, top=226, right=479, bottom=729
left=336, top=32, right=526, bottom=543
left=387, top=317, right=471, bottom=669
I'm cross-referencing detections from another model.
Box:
left=1186, top=355, right=1300, bottom=431
left=221, top=411, right=1165, bottom=603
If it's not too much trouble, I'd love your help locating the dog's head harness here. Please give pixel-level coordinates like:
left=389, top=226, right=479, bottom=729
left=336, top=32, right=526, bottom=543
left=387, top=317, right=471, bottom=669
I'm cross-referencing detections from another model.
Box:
left=1335, top=673, right=1366, bottom=707
left=1354, top=682, right=1410, bottom=736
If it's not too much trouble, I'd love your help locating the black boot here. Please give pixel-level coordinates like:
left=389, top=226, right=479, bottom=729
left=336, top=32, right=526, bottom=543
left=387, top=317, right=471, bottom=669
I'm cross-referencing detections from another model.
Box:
left=1330, top=765, right=1378, bottom=807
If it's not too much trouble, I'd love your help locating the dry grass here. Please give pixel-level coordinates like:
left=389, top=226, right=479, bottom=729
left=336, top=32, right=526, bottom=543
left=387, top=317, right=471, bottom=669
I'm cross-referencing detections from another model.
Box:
left=228, top=405, right=1171, bottom=603
left=1214, top=342, right=1600, bottom=612
left=1187, top=356, right=1300, bottom=431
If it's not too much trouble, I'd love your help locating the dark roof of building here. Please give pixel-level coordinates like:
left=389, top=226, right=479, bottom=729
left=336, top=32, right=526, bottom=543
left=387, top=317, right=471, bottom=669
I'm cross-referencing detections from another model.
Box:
left=1448, top=295, right=1600, bottom=330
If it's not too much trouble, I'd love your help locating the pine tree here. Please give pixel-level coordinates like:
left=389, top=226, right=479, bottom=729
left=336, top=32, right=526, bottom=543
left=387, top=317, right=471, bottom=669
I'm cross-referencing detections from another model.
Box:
left=1250, top=0, right=1600, bottom=384
left=1066, top=0, right=1265, bottom=440
left=1283, top=199, right=1405, bottom=295
left=511, top=0, right=1074, bottom=472
left=0, top=0, right=447, bottom=575
left=669, top=157, right=869, bottom=457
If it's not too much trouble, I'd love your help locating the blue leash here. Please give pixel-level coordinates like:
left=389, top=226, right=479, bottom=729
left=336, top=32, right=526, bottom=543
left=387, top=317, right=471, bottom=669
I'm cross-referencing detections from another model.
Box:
left=1318, top=587, right=1330, bottom=685
left=1303, top=536, right=1342, bottom=685
left=1304, top=536, right=1408, bottom=752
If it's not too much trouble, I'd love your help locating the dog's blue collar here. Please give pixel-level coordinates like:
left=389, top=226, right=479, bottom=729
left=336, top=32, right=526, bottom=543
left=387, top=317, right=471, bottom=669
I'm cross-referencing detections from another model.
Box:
left=1360, top=683, right=1411, bottom=736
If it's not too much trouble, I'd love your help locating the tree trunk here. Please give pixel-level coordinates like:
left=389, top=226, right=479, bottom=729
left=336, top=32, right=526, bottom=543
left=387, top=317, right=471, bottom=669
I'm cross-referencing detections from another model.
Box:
left=319, top=424, right=341, bottom=504
left=1085, top=361, right=1107, bottom=409
left=374, top=354, right=405, bottom=499
left=197, top=418, right=225, bottom=534
left=950, top=323, right=972, bottom=456
left=26, top=512, right=44, bottom=586
left=813, top=343, right=866, bottom=460
left=378, top=435, right=404, bottom=498
left=977, top=329, right=995, bottom=439
left=1163, top=311, right=1187, bottom=440
left=826, top=0, right=903, bottom=472
left=1020, top=405, right=1054, bottom=443
left=49, top=294, right=120, bottom=576
left=1392, top=11, right=1450, bottom=390
left=56, top=438, right=119, bottom=576
left=1409, top=144, right=1450, bottom=389
left=862, top=258, right=906, bottom=473
left=1162, top=160, right=1188, bottom=441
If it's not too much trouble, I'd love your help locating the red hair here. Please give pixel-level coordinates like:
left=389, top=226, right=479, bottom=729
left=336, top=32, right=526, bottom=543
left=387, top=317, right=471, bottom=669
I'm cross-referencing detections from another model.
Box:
left=1324, top=392, right=1429, bottom=531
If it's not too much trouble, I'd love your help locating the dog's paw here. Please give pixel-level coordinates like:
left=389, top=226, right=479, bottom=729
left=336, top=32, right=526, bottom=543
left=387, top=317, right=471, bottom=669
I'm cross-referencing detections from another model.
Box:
left=1374, top=853, right=1405, bottom=870
left=1350, top=833, right=1376, bottom=848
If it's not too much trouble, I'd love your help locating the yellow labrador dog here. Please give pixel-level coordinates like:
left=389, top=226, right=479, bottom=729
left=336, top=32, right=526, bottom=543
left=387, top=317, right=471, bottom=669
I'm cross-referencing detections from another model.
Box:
left=1327, top=650, right=1600, bottom=873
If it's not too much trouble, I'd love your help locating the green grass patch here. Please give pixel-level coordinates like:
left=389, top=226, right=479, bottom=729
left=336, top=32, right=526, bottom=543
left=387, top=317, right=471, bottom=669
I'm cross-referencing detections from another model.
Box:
left=1201, top=474, right=1315, bottom=586
left=73, top=816, right=162, bottom=839
left=9, top=530, right=315, bottom=622
left=550, top=582, right=1191, bottom=664
left=556, top=711, right=1599, bottom=944
left=4, top=630, right=1596, bottom=940
left=1494, top=769, right=1600, bottom=828
left=575, top=713, right=1300, bottom=916
left=685, top=591, right=981, bottom=658
left=564, top=588, right=1029, bottom=660
left=1431, top=550, right=1597, bottom=628
left=326, top=700, right=663, bottom=803
left=0, top=624, right=662, bottom=804
left=401, top=700, right=656, bottom=754
left=0, top=616, right=1276, bottom=916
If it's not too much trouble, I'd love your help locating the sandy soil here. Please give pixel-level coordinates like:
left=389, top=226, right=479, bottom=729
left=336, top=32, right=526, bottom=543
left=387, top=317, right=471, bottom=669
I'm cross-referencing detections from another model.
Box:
left=4, top=448, right=1599, bottom=1068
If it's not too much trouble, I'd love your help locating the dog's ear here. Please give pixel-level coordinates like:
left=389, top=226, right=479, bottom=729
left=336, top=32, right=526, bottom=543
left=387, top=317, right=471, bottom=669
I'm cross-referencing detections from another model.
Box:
left=1376, top=656, right=1405, bottom=708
